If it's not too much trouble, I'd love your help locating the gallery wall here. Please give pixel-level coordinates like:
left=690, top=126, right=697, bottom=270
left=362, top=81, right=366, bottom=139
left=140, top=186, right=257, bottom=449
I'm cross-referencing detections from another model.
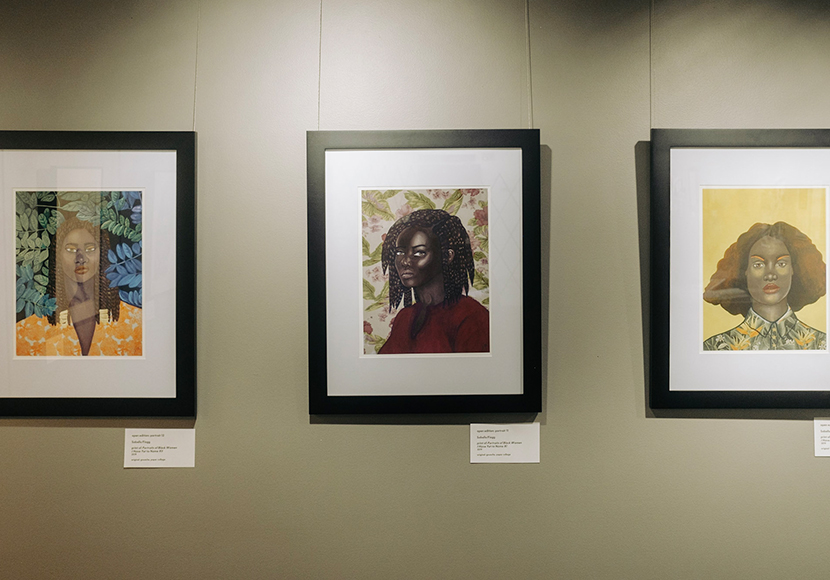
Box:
left=2, top=0, right=830, bottom=578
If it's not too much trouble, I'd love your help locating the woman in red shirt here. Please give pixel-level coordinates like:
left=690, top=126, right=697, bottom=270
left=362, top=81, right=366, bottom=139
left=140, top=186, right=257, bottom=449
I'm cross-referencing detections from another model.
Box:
left=378, top=209, right=489, bottom=354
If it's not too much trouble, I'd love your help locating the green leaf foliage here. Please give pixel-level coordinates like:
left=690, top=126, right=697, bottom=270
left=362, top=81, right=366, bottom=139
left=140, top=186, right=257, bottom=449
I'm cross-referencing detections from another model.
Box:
left=363, top=332, right=387, bottom=353
left=442, top=189, right=463, bottom=215
left=15, top=264, right=56, bottom=318
left=365, top=300, right=387, bottom=312
left=61, top=198, right=101, bottom=225
left=404, top=190, right=436, bottom=210
left=361, top=190, right=396, bottom=221
left=472, top=268, right=489, bottom=291
left=17, top=191, right=37, bottom=209
left=362, top=242, right=383, bottom=267
left=363, top=279, right=377, bottom=302
left=57, top=191, right=86, bottom=202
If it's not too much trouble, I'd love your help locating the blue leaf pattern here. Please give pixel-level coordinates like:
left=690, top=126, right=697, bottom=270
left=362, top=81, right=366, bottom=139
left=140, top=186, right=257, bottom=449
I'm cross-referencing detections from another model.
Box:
left=15, top=191, right=141, bottom=322
left=106, top=240, right=142, bottom=290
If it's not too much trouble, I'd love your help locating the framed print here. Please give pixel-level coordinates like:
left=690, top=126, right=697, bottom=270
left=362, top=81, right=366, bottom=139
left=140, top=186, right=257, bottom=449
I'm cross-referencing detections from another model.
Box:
left=0, top=131, right=196, bottom=417
left=651, top=129, right=830, bottom=408
left=307, top=129, right=541, bottom=414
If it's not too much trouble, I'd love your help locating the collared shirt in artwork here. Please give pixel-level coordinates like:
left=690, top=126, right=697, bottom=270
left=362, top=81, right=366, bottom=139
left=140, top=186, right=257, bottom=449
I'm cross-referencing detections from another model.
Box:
left=703, top=308, right=827, bottom=351
left=16, top=303, right=143, bottom=356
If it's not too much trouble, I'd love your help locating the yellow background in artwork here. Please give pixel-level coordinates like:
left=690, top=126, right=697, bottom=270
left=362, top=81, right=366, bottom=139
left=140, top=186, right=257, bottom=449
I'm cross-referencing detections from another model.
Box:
left=702, top=188, right=827, bottom=340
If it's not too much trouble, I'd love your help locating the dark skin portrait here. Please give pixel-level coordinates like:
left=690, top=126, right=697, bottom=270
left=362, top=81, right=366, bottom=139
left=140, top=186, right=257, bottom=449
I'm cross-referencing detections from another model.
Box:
left=61, top=227, right=99, bottom=355
left=703, top=221, right=828, bottom=351
left=394, top=226, right=456, bottom=337
left=394, top=227, right=455, bottom=306
left=744, top=235, right=793, bottom=322
left=378, top=208, right=488, bottom=354
left=704, top=221, right=826, bottom=317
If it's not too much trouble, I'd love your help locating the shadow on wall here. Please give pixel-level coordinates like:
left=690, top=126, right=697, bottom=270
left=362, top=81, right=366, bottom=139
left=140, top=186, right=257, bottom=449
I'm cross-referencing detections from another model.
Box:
left=655, top=0, right=830, bottom=20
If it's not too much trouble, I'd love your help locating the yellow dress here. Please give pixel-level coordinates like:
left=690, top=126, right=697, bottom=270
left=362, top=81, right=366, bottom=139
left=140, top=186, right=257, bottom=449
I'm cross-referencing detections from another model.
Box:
left=16, top=303, right=143, bottom=356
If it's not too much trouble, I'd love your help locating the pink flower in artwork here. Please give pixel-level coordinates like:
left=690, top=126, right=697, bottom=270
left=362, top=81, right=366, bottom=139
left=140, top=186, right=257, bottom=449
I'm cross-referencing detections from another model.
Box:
left=396, top=204, right=412, bottom=219
left=378, top=311, right=388, bottom=322
left=364, top=321, right=373, bottom=335
left=474, top=207, right=488, bottom=226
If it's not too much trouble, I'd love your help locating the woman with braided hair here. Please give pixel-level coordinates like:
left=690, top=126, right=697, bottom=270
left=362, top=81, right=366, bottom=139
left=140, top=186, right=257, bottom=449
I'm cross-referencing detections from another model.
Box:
left=378, top=209, right=489, bottom=354
left=16, top=215, right=142, bottom=356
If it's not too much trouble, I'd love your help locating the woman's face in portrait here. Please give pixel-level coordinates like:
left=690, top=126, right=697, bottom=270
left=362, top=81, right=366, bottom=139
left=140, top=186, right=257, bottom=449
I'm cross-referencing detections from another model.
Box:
left=394, top=226, right=442, bottom=288
left=745, top=235, right=793, bottom=308
left=61, top=228, right=99, bottom=284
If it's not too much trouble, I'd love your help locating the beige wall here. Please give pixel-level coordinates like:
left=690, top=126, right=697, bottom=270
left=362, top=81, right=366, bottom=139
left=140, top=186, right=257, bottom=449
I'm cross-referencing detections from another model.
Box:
left=2, top=0, right=830, bottom=578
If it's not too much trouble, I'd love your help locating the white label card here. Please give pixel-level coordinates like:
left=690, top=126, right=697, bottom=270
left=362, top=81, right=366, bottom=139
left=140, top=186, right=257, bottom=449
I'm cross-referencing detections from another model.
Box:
left=124, top=429, right=195, bottom=468
left=814, top=419, right=830, bottom=456
left=470, top=423, right=540, bottom=463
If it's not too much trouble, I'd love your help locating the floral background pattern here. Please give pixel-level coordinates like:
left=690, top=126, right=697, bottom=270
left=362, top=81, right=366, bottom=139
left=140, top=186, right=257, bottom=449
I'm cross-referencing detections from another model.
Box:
left=15, top=191, right=143, bottom=324
left=362, top=188, right=489, bottom=354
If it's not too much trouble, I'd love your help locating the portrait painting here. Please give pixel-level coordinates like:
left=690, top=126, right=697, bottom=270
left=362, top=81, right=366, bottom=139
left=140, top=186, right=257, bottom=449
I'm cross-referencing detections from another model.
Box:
left=0, top=131, right=194, bottom=416
left=15, top=190, right=143, bottom=357
left=701, top=187, right=827, bottom=352
left=360, top=188, right=490, bottom=355
left=307, top=129, right=541, bottom=413
left=650, top=129, right=830, bottom=408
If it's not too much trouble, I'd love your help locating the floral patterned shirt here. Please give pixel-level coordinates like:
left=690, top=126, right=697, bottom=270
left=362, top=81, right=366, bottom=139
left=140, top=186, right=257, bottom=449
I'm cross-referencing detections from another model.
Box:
left=703, top=308, right=827, bottom=351
left=16, top=303, right=143, bottom=356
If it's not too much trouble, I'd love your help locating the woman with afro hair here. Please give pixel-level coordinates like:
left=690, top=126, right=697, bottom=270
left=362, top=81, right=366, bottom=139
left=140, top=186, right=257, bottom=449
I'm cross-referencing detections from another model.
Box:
left=378, top=209, right=489, bottom=354
left=703, top=221, right=827, bottom=351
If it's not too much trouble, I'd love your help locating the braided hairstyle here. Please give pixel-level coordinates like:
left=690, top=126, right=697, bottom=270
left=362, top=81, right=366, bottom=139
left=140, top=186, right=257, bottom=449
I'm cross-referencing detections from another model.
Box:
left=381, top=209, right=476, bottom=311
left=47, top=215, right=121, bottom=325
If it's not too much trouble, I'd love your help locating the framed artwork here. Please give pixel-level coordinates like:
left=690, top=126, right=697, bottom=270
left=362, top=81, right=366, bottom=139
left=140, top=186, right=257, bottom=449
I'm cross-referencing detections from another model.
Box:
left=651, top=129, right=830, bottom=408
left=0, top=131, right=196, bottom=417
left=307, top=129, right=541, bottom=414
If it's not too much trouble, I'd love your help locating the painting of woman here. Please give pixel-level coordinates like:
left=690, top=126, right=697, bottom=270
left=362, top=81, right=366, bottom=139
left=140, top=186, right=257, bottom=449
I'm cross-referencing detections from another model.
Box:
left=378, top=209, right=489, bottom=354
left=703, top=221, right=826, bottom=351
left=16, top=214, right=142, bottom=356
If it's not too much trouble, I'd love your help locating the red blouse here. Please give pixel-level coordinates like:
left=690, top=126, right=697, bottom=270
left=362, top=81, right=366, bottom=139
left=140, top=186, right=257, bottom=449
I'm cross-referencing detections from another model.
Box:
left=379, top=296, right=490, bottom=354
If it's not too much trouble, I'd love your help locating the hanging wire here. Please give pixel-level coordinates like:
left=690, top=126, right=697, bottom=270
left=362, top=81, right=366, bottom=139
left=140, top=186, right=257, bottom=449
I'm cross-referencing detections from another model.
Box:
left=192, top=0, right=201, bottom=131
left=317, top=0, right=323, bottom=130
left=524, top=0, right=534, bottom=128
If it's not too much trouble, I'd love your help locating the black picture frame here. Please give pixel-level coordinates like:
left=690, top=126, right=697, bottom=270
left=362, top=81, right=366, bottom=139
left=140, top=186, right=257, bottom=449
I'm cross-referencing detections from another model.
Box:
left=651, top=128, right=830, bottom=409
left=0, top=131, right=196, bottom=417
left=307, top=129, right=541, bottom=414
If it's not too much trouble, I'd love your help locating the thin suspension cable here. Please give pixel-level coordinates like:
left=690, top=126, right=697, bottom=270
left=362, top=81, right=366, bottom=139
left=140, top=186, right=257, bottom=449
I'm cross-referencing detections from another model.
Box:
left=524, top=0, right=534, bottom=128
left=649, top=0, right=653, bottom=128
left=317, top=0, right=323, bottom=130
left=192, top=0, right=201, bottom=131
